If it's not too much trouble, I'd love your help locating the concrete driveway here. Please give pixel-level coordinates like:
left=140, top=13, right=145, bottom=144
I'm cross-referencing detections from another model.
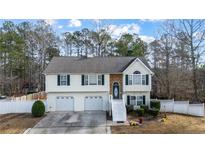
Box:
left=27, top=111, right=110, bottom=134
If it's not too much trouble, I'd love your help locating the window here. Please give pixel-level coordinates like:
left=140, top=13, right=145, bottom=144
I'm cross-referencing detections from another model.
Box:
left=129, top=95, right=143, bottom=106
left=130, top=96, right=136, bottom=105
left=133, top=74, right=141, bottom=85
left=89, top=74, right=97, bottom=85
left=126, top=74, right=148, bottom=85
left=84, top=75, right=89, bottom=85
left=60, top=75, right=67, bottom=85
left=83, top=74, right=104, bottom=85
left=142, top=75, right=146, bottom=85
left=137, top=96, right=143, bottom=105
left=98, top=75, right=103, bottom=85
left=128, top=75, right=132, bottom=85
left=133, top=70, right=141, bottom=74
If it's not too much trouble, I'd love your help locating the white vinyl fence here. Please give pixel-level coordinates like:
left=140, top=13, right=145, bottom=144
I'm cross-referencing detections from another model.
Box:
left=0, top=100, right=47, bottom=114
left=159, top=99, right=204, bottom=117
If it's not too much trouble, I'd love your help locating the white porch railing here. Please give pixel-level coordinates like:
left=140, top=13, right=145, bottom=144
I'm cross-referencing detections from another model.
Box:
left=110, top=95, right=127, bottom=122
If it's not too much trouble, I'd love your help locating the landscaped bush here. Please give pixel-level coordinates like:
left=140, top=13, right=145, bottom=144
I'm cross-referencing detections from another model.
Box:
left=150, top=100, right=160, bottom=110
left=136, top=108, right=144, bottom=116
left=149, top=108, right=159, bottom=117
left=140, top=105, right=149, bottom=113
left=126, top=105, right=134, bottom=113
left=32, top=100, right=45, bottom=117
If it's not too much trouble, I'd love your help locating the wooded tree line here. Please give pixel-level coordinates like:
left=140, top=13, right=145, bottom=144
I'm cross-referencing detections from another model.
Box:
left=150, top=20, right=205, bottom=102
left=0, top=19, right=204, bottom=102
left=0, top=20, right=60, bottom=96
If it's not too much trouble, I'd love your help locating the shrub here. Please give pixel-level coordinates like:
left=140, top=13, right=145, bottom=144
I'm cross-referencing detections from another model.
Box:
left=140, top=105, right=149, bottom=113
left=150, top=100, right=160, bottom=110
left=32, top=100, right=45, bottom=117
left=149, top=108, right=159, bottom=117
left=136, top=108, right=144, bottom=116
left=126, top=105, right=134, bottom=113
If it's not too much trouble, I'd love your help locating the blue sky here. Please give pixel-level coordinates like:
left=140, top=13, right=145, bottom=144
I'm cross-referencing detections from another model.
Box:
left=0, top=19, right=162, bottom=43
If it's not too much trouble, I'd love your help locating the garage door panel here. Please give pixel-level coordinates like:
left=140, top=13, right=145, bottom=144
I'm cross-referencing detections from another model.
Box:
left=84, top=96, right=103, bottom=111
left=56, top=96, right=74, bottom=111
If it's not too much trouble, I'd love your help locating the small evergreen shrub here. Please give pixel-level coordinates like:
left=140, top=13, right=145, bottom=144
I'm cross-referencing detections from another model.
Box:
left=150, top=100, right=160, bottom=110
left=140, top=105, right=149, bottom=113
left=149, top=108, right=159, bottom=117
left=126, top=105, right=134, bottom=113
left=32, top=100, right=45, bottom=117
left=136, top=108, right=144, bottom=116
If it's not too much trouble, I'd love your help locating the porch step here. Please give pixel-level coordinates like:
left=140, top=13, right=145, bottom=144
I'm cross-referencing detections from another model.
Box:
left=112, top=100, right=127, bottom=122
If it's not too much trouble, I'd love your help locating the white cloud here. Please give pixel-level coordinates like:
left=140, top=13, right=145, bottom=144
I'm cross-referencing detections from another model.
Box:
left=107, top=23, right=140, bottom=38
left=44, top=19, right=56, bottom=25
left=58, top=25, right=63, bottom=29
left=140, top=19, right=164, bottom=22
left=139, top=35, right=155, bottom=43
left=69, top=19, right=82, bottom=27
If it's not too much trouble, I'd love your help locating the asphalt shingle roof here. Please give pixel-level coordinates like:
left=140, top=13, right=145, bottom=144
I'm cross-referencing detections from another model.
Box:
left=43, top=56, right=150, bottom=74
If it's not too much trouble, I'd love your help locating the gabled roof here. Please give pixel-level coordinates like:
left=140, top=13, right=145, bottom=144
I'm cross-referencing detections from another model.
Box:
left=43, top=56, right=151, bottom=74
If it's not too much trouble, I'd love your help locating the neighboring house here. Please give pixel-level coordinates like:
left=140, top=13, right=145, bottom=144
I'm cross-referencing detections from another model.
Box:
left=43, top=56, right=153, bottom=112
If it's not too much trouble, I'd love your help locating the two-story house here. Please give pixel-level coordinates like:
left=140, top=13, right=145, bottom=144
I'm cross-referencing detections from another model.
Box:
left=43, top=56, right=153, bottom=113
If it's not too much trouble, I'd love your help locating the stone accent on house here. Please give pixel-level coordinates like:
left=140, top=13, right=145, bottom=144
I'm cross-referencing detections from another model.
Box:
left=109, top=74, right=123, bottom=98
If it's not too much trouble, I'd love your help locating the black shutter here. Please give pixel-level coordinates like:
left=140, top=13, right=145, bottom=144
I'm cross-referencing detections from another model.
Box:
left=81, top=75, right=84, bottom=85
left=102, top=74, right=104, bottom=85
left=143, top=95, right=146, bottom=105
left=146, top=74, right=149, bottom=85
left=67, top=75, right=70, bottom=86
left=127, top=95, right=130, bottom=105
left=57, top=75, right=60, bottom=86
left=125, top=75, right=128, bottom=85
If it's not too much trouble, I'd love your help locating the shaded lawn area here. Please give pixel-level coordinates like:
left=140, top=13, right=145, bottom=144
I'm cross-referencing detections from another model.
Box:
left=111, top=113, right=205, bottom=134
left=0, top=113, right=45, bottom=134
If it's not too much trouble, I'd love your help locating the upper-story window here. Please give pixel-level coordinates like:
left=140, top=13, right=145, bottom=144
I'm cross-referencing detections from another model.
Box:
left=89, top=74, right=97, bottom=85
left=60, top=75, right=67, bottom=85
left=128, top=75, right=132, bottom=85
left=98, top=74, right=103, bottom=85
left=142, top=75, right=146, bottom=85
left=126, top=70, right=149, bottom=85
left=57, top=74, right=70, bottom=86
left=82, top=74, right=104, bottom=85
left=133, top=71, right=141, bottom=74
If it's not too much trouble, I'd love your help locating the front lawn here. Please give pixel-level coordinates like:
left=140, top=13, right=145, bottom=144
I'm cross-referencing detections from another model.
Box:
left=0, top=113, right=45, bottom=134
left=111, top=113, right=205, bottom=134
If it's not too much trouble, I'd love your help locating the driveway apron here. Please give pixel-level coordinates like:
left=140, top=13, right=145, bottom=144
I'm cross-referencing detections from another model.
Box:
left=27, top=111, right=110, bottom=134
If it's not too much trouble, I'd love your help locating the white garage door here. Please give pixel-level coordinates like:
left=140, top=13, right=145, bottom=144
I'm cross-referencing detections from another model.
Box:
left=56, top=96, right=74, bottom=111
left=84, top=96, right=103, bottom=111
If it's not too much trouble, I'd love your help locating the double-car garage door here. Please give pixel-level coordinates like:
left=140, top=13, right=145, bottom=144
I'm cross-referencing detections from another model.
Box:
left=55, top=96, right=103, bottom=111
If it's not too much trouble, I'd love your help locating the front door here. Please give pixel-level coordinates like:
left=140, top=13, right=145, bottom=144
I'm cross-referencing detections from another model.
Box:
left=113, top=82, right=120, bottom=99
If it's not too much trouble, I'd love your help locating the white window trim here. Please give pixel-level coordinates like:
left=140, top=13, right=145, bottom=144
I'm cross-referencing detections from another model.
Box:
left=84, top=74, right=104, bottom=86
left=129, top=95, right=144, bottom=106
left=127, top=74, right=147, bottom=85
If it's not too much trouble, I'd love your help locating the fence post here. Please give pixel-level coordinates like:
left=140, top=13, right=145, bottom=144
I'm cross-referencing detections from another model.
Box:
left=172, top=99, right=174, bottom=112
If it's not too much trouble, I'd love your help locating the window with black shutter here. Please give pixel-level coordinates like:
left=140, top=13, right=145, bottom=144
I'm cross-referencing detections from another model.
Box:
left=102, top=74, right=104, bottom=85
left=67, top=75, right=70, bottom=86
left=146, top=74, right=149, bottom=85
left=81, top=75, right=84, bottom=85
left=57, top=75, right=60, bottom=86
left=127, top=95, right=130, bottom=105
left=143, top=95, right=146, bottom=105
left=125, top=75, right=128, bottom=85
